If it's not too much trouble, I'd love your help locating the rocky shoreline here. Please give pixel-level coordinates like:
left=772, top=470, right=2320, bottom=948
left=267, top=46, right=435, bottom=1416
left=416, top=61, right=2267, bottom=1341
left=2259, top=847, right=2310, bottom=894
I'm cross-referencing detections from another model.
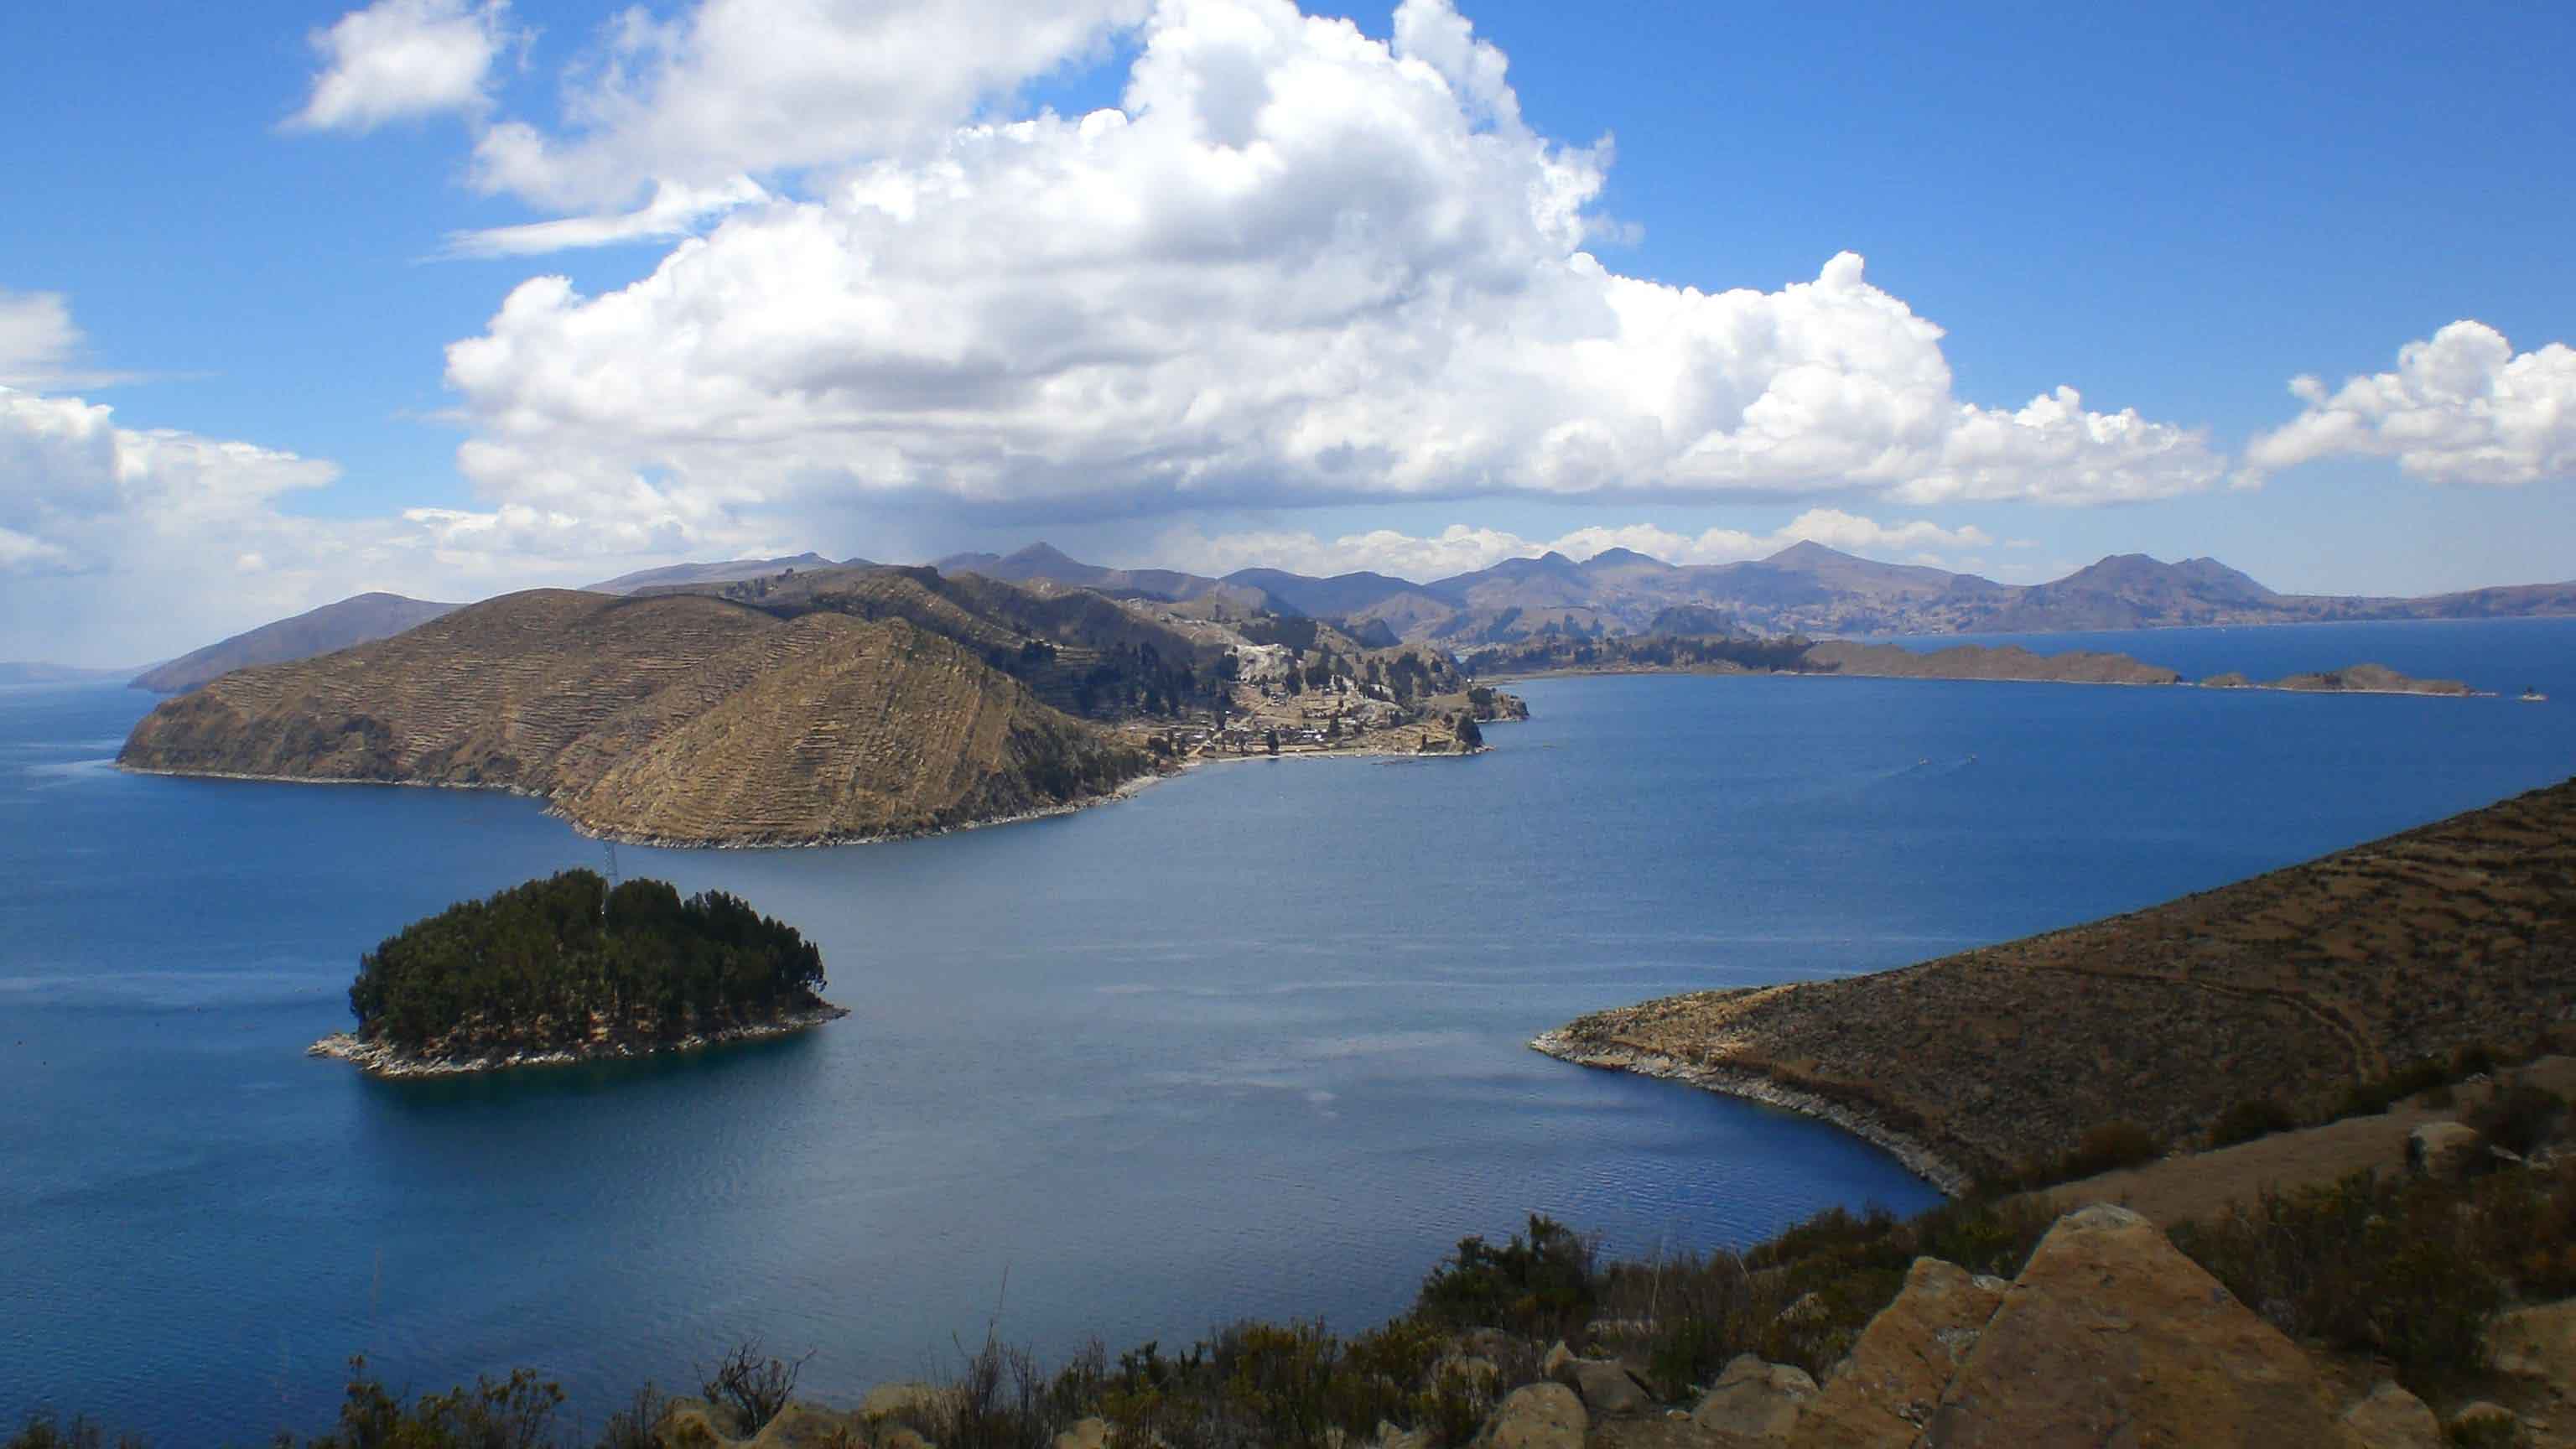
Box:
left=1528, top=1028, right=1973, bottom=1196
left=309, top=1004, right=851, bottom=1078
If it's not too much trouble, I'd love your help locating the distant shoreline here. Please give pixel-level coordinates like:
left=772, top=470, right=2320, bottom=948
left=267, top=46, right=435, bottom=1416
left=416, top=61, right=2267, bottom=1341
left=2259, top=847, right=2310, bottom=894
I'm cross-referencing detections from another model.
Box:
left=308, top=1003, right=852, bottom=1078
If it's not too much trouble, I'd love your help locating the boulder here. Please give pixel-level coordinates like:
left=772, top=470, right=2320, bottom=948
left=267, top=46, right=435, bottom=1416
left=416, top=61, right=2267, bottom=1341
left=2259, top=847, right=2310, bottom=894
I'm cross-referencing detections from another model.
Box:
left=2408, top=1120, right=2485, bottom=1180
left=2447, top=1401, right=2522, bottom=1442
left=1919, top=1203, right=2350, bottom=1446
left=1693, top=1355, right=1817, bottom=1441
left=1559, top=1358, right=1652, bottom=1417
left=2340, top=1382, right=2442, bottom=1449
left=1790, top=1257, right=2007, bottom=1448
left=1481, top=1380, right=1587, bottom=1449
left=1052, top=1417, right=1110, bottom=1449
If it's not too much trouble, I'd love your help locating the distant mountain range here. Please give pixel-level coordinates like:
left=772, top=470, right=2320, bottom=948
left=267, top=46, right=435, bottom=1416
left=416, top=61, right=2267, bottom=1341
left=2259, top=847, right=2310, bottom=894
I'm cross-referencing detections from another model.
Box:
left=927, top=541, right=2576, bottom=645
left=82, top=538, right=2576, bottom=702
left=131, top=592, right=460, bottom=693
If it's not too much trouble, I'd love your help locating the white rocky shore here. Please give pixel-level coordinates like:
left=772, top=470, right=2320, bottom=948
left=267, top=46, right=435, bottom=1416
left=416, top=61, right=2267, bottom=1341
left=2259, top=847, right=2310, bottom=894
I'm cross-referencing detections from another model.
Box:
left=1528, top=1028, right=1972, bottom=1196
left=309, top=1004, right=850, bottom=1078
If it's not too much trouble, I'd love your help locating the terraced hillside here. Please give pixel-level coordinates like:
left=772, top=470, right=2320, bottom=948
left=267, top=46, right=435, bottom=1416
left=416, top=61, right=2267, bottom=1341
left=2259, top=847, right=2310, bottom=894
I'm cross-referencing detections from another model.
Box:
left=1541, top=780, right=2576, bottom=1186
left=117, top=590, right=1151, bottom=845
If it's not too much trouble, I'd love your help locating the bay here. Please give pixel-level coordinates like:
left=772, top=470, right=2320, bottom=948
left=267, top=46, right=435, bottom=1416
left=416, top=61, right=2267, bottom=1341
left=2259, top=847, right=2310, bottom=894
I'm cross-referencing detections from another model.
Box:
left=3, top=616, right=2571, bottom=1444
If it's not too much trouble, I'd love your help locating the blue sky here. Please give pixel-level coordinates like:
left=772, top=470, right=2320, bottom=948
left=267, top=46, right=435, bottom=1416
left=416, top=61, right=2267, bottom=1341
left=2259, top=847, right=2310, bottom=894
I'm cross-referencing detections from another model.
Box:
left=3, top=0, right=2572, bottom=662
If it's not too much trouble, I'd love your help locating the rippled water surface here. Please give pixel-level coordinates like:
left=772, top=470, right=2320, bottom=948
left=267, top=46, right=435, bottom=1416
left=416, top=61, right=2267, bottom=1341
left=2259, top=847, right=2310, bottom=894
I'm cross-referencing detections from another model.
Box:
left=5, top=617, right=2572, bottom=1442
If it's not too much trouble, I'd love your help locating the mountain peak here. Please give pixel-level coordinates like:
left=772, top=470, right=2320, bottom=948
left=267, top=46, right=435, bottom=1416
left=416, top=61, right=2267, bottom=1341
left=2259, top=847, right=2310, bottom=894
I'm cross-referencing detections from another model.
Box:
left=1005, top=542, right=1081, bottom=566
left=1762, top=539, right=1858, bottom=568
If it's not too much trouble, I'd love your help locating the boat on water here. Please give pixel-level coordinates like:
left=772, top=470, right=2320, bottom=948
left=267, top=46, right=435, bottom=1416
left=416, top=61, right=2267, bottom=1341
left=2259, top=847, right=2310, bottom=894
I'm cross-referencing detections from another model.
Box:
left=2521, top=686, right=2549, bottom=703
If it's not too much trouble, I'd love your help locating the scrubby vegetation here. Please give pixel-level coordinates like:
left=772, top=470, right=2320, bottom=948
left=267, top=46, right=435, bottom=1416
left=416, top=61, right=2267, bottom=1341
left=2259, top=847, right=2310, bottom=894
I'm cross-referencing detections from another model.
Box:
left=2171, top=1158, right=2575, bottom=1391
left=347, top=871, right=827, bottom=1052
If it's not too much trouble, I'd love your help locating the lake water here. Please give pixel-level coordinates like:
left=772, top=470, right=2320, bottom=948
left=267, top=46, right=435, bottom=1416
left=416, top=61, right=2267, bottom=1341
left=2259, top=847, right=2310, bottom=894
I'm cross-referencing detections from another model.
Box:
left=5, top=617, right=2572, bottom=1443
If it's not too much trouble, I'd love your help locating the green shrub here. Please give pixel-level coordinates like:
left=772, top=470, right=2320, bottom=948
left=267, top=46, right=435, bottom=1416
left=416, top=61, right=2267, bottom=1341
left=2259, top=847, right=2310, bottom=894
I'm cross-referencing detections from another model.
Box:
left=2170, top=1172, right=2506, bottom=1393
left=2209, top=1098, right=2296, bottom=1149
left=1415, top=1214, right=1597, bottom=1338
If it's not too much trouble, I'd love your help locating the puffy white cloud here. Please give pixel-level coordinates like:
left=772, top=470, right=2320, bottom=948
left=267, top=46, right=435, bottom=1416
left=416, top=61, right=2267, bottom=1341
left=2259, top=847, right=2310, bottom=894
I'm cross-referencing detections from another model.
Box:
left=0, top=289, right=134, bottom=391
left=436, top=0, right=2220, bottom=546
left=289, top=0, right=520, bottom=133
left=1143, top=507, right=1997, bottom=582
left=465, top=0, right=1150, bottom=212
left=2241, top=321, right=2576, bottom=487
left=0, top=374, right=770, bottom=664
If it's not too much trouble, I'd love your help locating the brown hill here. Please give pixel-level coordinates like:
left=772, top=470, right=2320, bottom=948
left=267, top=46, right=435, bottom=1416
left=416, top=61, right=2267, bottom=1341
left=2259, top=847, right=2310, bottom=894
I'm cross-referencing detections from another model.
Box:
left=131, top=592, right=459, bottom=693
left=117, top=589, right=1150, bottom=846
left=1539, top=779, right=2576, bottom=1186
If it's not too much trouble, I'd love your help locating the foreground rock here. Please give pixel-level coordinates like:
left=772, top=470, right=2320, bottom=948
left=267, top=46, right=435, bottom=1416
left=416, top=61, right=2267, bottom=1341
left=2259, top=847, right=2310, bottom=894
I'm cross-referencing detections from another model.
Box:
left=1792, top=1259, right=2005, bottom=1447
left=1482, top=1380, right=1587, bottom=1449
left=1916, top=1204, right=2350, bottom=1445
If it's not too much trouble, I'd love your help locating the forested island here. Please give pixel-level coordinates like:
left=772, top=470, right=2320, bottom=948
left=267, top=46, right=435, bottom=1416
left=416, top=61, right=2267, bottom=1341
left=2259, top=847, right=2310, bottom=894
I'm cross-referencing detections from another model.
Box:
left=311, top=870, right=844, bottom=1076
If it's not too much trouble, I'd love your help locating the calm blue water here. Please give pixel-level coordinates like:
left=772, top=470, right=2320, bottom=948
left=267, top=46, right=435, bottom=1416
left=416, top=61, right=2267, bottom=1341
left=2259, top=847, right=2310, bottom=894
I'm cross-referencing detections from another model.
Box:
left=4, top=617, right=2572, bottom=1444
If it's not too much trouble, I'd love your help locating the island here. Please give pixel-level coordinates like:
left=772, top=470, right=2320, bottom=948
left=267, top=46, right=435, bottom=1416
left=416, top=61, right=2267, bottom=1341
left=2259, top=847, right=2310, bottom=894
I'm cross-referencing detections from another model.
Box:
left=2200, top=662, right=2474, bottom=694
left=309, top=870, right=846, bottom=1077
left=1462, top=629, right=2485, bottom=696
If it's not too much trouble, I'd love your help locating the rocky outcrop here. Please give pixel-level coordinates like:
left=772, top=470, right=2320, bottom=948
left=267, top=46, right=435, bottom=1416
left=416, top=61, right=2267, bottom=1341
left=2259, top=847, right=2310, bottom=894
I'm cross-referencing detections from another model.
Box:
left=1920, top=1205, right=2350, bottom=1444
left=1791, top=1259, right=2006, bottom=1447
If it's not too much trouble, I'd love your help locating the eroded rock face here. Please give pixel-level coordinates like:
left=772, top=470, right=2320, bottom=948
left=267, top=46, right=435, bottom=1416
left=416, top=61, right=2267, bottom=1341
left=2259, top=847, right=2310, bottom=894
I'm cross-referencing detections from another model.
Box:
left=1693, top=1355, right=1818, bottom=1441
left=1481, top=1380, right=1587, bottom=1449
left=2340, top=1382, right=2442, bottom=1449
left=1921, top=1204, right=2350, bottom=1447
left=1791, top=1258, right=2007, bottom=1448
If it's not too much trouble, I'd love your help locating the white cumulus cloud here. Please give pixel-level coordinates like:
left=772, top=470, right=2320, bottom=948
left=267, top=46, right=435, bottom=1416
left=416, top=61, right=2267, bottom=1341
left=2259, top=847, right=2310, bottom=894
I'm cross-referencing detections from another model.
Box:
left=289, top=0, right=521, bottom=133
left=2241, top=321, right=2576, bottom=487
left=433, top=0, right=2222, bottom=552
left=0, top=289, right=136, bottom=391
left=0, top=372, right=762, bottom=664
left=465, top=0, right=1150, bottom=213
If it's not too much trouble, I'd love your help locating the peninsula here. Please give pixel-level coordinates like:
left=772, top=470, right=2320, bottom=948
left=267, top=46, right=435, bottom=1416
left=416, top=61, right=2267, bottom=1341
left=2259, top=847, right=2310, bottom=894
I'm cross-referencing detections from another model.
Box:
left=114, top=567, right=1517, bottom=844
left=1536, top=776, right=2576, bottom=1188
left=309, top=870, right=844, bottom=1077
